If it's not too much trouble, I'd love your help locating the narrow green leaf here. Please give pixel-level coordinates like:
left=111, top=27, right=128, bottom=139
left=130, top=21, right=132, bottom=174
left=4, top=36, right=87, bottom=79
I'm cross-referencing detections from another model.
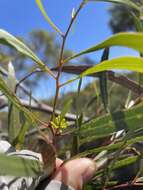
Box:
left=60, top=98, right=72, bottom=120
left=81, top=57, right=143, bottom=77
left=7, top=62, right=21, bottom=143
left=131, top=13, right=143, bottom=94
left=65, top=33, right=143, bottom=62
left=0, top=29, right=54, bottom=77
left=131, top=13, right=143, bottom=32
left=77, top=135, right=143, bottom=157
left=113, top=156, right=139, bottom=170
left=72, top=78, right=83, bottom=156
left=96, top=156, right=139, bottom=178
left=35, top=0, right=63, bottom=36
left=0, top=75, right=37, bottom=127
left=14, top=121, right=31, bottom=149
left=71, top=135, right=80, bottom=156
left=138, top=72, right=143, bottom=94
left=89, top=0, right=140, bottom=11
left=76, top=78, right=83, bottom=127
left=8, top=104, right=21, bottom=144
left=0, top=153, right=43, bottom=177
left=77, top=104, right=143, bottom=145
left=125, top=90, right=132, bottom=109
left=99, top=48, right=109, bottom=113
left=60, top=76, right=79, bottom=87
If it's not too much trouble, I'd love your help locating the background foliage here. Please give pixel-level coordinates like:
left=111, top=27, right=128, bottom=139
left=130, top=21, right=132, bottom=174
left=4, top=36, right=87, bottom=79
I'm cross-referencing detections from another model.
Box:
left=1, top=0, right=143, bottom=190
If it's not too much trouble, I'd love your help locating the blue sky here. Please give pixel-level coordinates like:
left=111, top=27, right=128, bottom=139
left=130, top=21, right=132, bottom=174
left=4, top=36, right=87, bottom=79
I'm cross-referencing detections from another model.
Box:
left=0, top=0, right=139, bottom=98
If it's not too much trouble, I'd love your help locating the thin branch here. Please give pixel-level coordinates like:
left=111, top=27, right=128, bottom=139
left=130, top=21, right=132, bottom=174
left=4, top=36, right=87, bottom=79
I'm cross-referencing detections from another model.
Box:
left=0, top=66, right=85, bottom=121
left=15, top=68, right=43, bottom=93
left=0, top=65, right=40, bottom=104
left=51, top=1, right=87, bottom=119
left=0, top=96, right=88, bottom=121
left=51, top=65, right=143, bottom=94
left=108, top=71, right=143, bottom=94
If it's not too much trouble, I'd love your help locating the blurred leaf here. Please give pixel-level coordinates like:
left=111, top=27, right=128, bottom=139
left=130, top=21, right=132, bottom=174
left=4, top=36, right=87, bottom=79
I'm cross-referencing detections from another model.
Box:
left=138, top=72, right=143, bottom=94
left=71, top=135, right=79, bottom=156
left=35, top=0, right=63, bottom=36
left=7, top=62, right=21, bottom=143
left=131, top=13, right=143, bottom=94
left=60, top=98, right=72, bottom=121
left=96, top=156, right=139, bottom=181
left=78, top=135, right=143, bottom=156
left=125, top=90, right=132, bottom=109
left=7, top=62, right=16, bottom=92
left=14, top=120, right=31, bottom=150
left=0, top=153, right=43, bottom=177
left=72, top=79, right=83, bottom=156
left=0, top=29, right=53, bottom=76
left=131, top=13, right=143, bottom=32
left=83, top=184, right=93, bottom=190
left=78, top=104, right=143, bottom=145
left=65, top=33, right=143, bottom=62
left=99, top=48, right=109, bottom=113
left=0, top=74, right=37, bottom=127
left=89, top=0, right=140, bottom=11
left=113, top=155, right=139, bottom=170
left=76, top=78, right=83, bottom=127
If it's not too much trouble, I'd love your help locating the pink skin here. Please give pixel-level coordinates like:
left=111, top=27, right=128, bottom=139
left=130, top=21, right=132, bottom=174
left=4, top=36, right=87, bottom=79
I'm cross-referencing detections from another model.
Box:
left=53, top=158, right=96, bottom=190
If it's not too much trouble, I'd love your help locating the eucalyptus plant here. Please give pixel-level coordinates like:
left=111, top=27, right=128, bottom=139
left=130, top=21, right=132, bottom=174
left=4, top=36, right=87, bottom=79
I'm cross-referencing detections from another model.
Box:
left=1, top=0, right=143, bottom=189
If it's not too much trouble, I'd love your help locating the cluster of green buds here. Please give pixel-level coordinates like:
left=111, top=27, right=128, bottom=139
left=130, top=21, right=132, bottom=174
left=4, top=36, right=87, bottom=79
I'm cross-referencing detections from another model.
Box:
left=51, top=115, right=68, bottom=130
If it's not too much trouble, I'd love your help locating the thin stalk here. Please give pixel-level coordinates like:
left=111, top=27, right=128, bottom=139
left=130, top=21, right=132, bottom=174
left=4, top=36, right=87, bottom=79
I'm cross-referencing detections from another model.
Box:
left=15, top=69, right=43, bottom=93
left=59, top=76, right=79, bottom=88
left=51, top=1, right=87, bottom=120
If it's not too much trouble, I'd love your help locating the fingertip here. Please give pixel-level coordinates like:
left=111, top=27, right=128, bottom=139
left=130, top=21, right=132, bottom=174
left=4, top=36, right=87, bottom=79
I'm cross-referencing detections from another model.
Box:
left=55, top=158, right=63, bottom=168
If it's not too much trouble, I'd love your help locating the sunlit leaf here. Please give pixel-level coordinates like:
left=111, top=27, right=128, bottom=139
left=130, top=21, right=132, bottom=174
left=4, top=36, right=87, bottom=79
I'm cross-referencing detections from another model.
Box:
left=65, top=33, right=143, bottom=62
left=35, top=0, right=63, bottom=36
left=0, top=29, right=54, bottom=77
left=63, top=57, right=143, bottom=87
left=81, top=57, right=143, bottom=77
